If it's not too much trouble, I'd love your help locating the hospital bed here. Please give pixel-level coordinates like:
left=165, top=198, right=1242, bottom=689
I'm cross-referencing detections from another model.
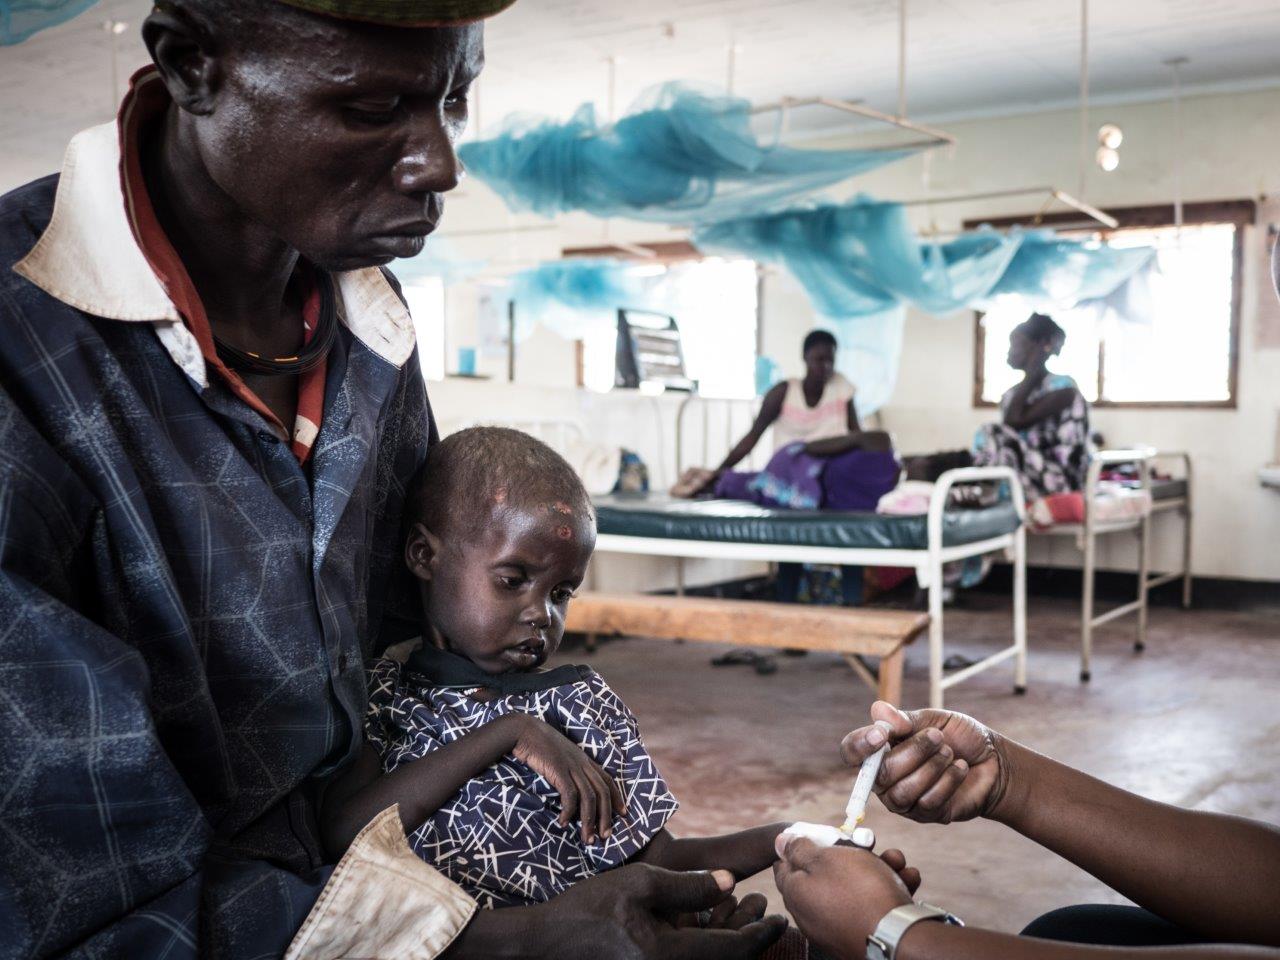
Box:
left=650, top=394, right=1029, bottom=711
left=465, top=406, right=1027, bottom=708
left=590, top=468, right=1028, bottom=710
left=1031, top=448, right=1193, bottom=682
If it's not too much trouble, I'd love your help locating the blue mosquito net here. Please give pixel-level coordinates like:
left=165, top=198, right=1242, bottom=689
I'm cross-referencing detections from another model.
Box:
left=458, top=83, right=920, bottom=225
left=694, top=197, right=1155, bottom=412
left=986, top=232, right=1156, bottom=306
left=1, top=0, right=97, bottom=44
left=504, top=258, right=644, bottom=341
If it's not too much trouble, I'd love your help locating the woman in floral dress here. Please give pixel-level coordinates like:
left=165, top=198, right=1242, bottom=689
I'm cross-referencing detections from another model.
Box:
left=974, top=313, right=1090, bottom=501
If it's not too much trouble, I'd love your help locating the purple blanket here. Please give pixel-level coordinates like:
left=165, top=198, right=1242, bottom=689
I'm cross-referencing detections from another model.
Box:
left=714, top=443, right=900, bottom=511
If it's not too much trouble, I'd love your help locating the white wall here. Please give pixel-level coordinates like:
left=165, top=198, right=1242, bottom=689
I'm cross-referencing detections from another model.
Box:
left=756, top=87, right=1280, bottom=583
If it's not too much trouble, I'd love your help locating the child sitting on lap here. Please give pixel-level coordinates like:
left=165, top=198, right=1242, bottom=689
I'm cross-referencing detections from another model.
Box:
left=321, top=426, right=788, bottom=908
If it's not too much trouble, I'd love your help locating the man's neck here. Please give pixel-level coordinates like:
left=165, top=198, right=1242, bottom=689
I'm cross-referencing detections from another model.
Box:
left=145, top=104, right=302, bottom=354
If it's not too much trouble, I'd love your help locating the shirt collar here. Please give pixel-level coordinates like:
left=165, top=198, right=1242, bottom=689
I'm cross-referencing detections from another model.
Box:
left=403, top=643, right=593, bottom=695
left=13, top=69, right=417, bottom=373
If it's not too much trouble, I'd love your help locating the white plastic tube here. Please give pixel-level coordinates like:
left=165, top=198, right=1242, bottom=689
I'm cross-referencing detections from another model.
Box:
left=843, top=738, right=889, bottom=831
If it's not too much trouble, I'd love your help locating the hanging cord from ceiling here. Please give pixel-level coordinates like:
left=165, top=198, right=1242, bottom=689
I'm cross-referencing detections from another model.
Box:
left=898, top=0, right=908, bottom=120
left=1078, top=0, right=1089, bottom=200
left=1165, top=56, right=1189, bottom=232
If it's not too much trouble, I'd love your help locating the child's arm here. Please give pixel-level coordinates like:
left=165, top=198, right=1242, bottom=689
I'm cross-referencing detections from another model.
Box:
left=321, top=713, right=627, bottom=859
left=635, top=823, right=791, bottom=881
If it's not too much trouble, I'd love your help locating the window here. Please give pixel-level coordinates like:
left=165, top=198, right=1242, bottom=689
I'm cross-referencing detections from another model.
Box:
left=973, top=201, right=1251, bottom=408
left=403, top=277, right=446, bottom=381
left=580, top=257, right=759, bottom=399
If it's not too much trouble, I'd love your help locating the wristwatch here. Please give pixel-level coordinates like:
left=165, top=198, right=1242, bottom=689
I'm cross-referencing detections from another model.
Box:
left=866, top=902, right=964, bottom=960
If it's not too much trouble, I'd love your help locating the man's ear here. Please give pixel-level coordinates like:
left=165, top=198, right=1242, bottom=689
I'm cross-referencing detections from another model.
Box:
left=141, top=3, right=223, bottom=116
left=405, top=522, right=443, bottom=582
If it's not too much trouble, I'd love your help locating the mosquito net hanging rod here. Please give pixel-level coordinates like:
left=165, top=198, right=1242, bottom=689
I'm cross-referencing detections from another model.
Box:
left=749, top=2, right=954, bottom=154
left=749, top=96, right=955, bottom=153
left=900, top=186, right=1119, bottom=231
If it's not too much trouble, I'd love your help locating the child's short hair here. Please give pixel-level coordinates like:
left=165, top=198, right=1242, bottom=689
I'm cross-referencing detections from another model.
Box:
left=406, top=426, right=594, bottom=537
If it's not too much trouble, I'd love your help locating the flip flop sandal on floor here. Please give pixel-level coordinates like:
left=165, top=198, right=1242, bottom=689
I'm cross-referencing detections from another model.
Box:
left=711, top=649, right=778, bottom=675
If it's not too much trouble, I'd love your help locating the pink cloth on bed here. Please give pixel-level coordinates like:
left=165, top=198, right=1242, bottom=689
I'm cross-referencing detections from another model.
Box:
left=1029, top=483, right=1152, bottom=529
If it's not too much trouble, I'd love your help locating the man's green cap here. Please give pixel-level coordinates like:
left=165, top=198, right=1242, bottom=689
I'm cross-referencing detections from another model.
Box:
left=274, top=0, right=517, bottom=26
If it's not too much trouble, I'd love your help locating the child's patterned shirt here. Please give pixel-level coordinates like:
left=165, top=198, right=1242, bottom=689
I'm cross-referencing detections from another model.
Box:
left=365, top=651, right=679, bottom=908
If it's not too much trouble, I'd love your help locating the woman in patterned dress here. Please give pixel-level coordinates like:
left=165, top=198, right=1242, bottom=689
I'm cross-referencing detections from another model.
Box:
left=973, top=313, right=1090, bottom=501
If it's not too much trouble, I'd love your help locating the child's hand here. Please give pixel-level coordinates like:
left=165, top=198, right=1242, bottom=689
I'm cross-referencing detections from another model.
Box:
left=510, top=714, right=629, bottom=843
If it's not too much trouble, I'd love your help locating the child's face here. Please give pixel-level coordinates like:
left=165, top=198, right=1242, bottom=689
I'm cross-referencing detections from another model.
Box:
left=407, top=497, right=595, bottom=674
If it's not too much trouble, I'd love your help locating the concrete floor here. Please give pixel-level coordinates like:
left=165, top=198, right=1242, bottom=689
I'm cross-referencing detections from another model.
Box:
left=551, top=595, right=1280, bottom=933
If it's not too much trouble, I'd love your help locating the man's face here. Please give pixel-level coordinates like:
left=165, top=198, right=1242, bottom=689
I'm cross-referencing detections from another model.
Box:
left=195, top=19, right=482, bottom=271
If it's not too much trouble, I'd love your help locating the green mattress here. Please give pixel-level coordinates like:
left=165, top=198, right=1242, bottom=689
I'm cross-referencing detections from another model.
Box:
left=593, top=493, right=1022, bottom=551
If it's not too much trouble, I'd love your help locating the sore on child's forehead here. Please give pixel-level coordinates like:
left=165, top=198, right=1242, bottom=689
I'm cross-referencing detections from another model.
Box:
left=482, top=486, right=593, bottom=540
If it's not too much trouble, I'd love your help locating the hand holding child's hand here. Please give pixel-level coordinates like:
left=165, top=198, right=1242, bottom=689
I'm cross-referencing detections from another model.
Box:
left=773, top=838, right=918, bottom=957
left=511, top=715, right=628, bottom=843
left=840, top=700, right=1004, bottom=824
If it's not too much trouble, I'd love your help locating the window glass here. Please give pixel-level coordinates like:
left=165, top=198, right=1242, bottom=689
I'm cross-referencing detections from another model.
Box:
left=403, top=278, right=447, bottom=382
left=583, top=258, right=759, bottom=399
left=978, top=221, right=1236, bottom=405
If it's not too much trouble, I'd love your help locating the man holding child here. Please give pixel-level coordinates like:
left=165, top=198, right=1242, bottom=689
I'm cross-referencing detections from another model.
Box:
left=0, top=1, right=785, bottom=956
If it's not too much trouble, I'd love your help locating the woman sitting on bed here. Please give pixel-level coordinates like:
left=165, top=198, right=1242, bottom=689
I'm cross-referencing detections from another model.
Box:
left=672, top=430, right=900, bottom=512
left=972, top=312, right=1089, bottom=501
left=686, top=329, right=860, bottom=496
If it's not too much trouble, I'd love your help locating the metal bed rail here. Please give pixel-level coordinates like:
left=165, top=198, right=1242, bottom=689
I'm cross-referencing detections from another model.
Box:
left=928, top=466, right=1027, bottom=707
left=594, top=464, right=1027, bottom=709
left=1033, top=447, right=1155, bottom=681
left=1147, top=451, right=1193, bottom=609
left=674, top=394, right=764, bottom=477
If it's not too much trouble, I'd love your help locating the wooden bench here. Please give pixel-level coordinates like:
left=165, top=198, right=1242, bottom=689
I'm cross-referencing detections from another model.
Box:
left=565, top=592, right=929, bottom=705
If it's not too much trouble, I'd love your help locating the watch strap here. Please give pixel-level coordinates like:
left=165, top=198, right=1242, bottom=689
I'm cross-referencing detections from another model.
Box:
left=867, top=902, right=963, bottom=960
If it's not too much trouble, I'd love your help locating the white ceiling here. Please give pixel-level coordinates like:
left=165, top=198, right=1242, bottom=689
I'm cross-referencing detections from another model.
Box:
left=2, top=0, right=1280, bottom=188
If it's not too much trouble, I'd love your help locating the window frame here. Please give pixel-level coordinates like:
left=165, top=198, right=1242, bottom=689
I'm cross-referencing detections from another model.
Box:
left=969, top=199, right=1254, bottom=411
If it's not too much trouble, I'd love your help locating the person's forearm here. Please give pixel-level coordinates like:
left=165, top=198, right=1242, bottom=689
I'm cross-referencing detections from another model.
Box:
left=1003, top=368, right=1063, bottom=428
left=716, top=432, right=763, bottom=474
left=989, top=737, right=1280, bottom=946
left=640, top=823, right=788, bottom=880
left=805, top=430, right=893, bottom=457
left=894, top=919, right=1280, bottom=960
left=328, top=714, right=527, bottom=856
left=445, top=909, right=541, bottom=960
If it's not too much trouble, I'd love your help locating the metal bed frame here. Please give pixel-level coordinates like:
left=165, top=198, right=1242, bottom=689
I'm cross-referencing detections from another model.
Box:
left=1032, top=448, right=1192, bottom=681
left=594, top=465, right=1027, bottom=710
left=469, top=406, right=1031, bottom=706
